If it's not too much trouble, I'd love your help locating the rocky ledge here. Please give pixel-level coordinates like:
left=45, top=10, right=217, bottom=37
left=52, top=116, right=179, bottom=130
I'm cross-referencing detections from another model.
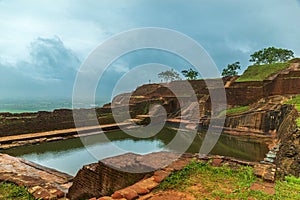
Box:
left=68, top=152, right=276, bottom=200
left=67, top=152, right=180, bottom=200
left=0, top=153, right=73, bottom=200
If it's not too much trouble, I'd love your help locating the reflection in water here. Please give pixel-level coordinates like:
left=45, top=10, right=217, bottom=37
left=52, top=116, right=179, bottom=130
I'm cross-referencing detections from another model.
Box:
left=2, top=127, right=268, bottom=175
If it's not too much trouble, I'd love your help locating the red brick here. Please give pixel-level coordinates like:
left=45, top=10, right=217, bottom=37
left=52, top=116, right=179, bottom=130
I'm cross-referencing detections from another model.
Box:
left=130, top=184, right=149, bottom=195
left=123, top=189, right=138, bottom=200
left=153, top=170, right=171, bottom=183
left=111, top=191, right=123, bottom=199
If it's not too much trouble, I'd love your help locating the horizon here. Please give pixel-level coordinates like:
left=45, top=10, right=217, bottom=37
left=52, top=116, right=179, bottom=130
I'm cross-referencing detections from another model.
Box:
left=1, top=0, right=300, bottom=101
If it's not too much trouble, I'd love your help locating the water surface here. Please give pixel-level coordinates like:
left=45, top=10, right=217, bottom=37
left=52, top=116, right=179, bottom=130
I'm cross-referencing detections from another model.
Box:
left=2, top=128, right=269, bottom=176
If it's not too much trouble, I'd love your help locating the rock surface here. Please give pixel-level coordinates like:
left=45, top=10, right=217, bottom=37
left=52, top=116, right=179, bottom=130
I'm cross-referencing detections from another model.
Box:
left=67, top=152, right=180, bottom=200
left=0, top=153, right=73, bottom=200
left=276, top=110, right=300, bottom=178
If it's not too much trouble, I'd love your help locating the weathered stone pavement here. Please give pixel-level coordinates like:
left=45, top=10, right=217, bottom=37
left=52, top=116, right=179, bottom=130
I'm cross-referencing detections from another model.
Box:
left=0, top=153, right=73, bottom=200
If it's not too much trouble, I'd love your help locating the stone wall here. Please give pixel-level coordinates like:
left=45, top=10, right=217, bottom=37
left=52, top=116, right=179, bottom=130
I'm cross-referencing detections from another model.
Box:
left=0, top=109, right=75, bottom=136
left=269, top=71, right=300, bottom=95
left=227, top=70, right=300, bottom=106
left=0, top=107, right=112, bottom=136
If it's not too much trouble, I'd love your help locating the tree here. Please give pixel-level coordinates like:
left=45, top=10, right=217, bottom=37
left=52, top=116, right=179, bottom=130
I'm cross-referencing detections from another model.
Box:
left=181, top=68, right=199, bottom=80
left=249, top=47, right=294, bottom=65
left=158, top=69, right=181, bottom=82
left=222, top=61, right=241, bottom=77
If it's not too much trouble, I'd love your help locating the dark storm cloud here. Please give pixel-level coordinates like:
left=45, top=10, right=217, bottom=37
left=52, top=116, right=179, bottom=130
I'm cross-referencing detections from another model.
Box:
left=28, top=36, right=80, bottom=80
left=0, top=36, right=80, bottom=98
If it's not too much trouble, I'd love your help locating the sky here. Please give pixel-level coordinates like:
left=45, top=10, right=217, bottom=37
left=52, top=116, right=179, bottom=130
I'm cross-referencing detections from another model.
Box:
left=0, top=0, right=300, bottom=100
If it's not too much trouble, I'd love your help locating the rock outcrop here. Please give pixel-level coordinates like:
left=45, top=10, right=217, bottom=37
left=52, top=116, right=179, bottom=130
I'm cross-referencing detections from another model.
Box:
left=1, top=63, right=299, bottom=139
left=73, top=153, right=277, bottom=200
left=275, top=107, right=300, bottom=179
left=0, top=153, right=73, bottom=200
left=67, top=152, right=179, bottom=200
left=223, top=96, right=294, bottom=134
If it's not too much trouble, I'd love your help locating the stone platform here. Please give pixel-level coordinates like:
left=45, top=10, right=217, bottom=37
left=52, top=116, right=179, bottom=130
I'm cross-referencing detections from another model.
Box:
left=0, top=153, right=73, bottom=200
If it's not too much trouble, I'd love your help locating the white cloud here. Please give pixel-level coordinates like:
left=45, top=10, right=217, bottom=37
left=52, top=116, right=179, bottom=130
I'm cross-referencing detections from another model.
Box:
left=0, top=0, right=299, bottom=99
left=108, top=62, right=130, bottom=73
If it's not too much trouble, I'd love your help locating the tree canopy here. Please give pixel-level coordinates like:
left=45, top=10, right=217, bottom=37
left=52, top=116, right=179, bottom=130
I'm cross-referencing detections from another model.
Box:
left=222, top=61, right=241, bottom=77
left=181, top=68, right=199, bottom=80
left=249, top=47, right=294, bottom=65
left=158, top=69, right=181, bottom=82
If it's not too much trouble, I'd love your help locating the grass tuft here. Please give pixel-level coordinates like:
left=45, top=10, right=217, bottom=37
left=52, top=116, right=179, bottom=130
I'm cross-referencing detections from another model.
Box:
left=0, top=182, right=35, bottom=200
left=218, top=106, right=250, bottom=117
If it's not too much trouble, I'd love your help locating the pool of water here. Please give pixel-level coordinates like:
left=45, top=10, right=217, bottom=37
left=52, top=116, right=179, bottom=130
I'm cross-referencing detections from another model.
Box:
left=2, top=128, right=269, bottom=176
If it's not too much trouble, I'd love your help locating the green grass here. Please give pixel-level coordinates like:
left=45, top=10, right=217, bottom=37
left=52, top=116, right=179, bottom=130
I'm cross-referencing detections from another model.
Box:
left=0, top=182, right=35, bottom=200
left=285, top=95, right=300, bottom=127
left=296, top=118, right=300, bottom=127
left=158, top=160, right=300, bottom=200
left=275, top=176, right=300, bottom=200
left=236, top=62, right=290, bottom=82
left=218, top=106, right=250, bottom=117
left=285, top=95, right=300, bottom=107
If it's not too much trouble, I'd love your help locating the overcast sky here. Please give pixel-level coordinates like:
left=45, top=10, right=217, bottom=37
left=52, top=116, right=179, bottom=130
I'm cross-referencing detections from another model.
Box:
left=0, top=0, right=299, bottom=100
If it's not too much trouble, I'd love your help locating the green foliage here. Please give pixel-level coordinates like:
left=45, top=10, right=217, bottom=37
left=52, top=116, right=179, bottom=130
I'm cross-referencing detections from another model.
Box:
left=250, top=47, right=294, bottom=65
left=285, top=95, right=300, bottom=106
left=226, top=106, right=250, bottom=115
left=285, top=175, right=300, bottom=184
left=297, top=118, right=300, bottom=127
left=0, top=182, right=35, bottom=200
left=218, top=106, right=250, bottom=117
left=158, top=69, right=181, bottom=82
left=285, top=95, right=300, bottom=127
left=222, top=61, right=241, bottom=77
left=236, top=62, right=290, bottom=82
left=181, top=68, right=199, bottom=80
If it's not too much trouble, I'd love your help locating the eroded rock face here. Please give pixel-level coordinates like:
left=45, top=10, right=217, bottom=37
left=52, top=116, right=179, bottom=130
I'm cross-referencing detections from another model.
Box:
left=224, top=102, right=294, bottom=134
left=274, top=105, right=300, bottom=179
left=0, top=153, right=73, bottom=200
left=276, top=128, right=300, bottom=179
left=67, top=152, right=179, bottom=200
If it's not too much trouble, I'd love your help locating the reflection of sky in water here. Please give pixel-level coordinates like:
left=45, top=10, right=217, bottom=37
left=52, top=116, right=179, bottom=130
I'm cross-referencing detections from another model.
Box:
left=3, top=129, right=269, bottom=176
left=20, top=139, right=166, bottom=176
